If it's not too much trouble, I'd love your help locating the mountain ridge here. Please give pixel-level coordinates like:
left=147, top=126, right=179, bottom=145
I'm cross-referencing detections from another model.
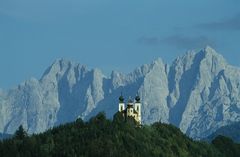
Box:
left=1, top=46, right=240, bottom=139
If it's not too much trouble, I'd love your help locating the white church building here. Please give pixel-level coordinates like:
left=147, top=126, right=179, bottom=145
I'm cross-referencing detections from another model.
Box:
left=118, top=94, right=141, bottom=124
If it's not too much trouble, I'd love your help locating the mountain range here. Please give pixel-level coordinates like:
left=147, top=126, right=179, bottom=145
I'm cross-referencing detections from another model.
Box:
left=0, top=46, right=240, bottom=139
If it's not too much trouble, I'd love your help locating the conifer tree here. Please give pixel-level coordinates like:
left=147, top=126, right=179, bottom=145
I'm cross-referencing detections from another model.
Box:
left=14, top=125, right=27, bottom=140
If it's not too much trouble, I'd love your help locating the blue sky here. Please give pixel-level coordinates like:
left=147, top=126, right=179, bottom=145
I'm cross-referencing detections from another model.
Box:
left=1, top=0, right=240, bottom=89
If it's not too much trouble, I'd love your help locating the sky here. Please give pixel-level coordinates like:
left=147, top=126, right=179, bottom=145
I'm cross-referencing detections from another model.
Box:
left=1, top=0, right=240, bottom=89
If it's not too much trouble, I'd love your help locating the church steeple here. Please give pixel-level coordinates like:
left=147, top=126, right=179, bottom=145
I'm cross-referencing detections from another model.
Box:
left=135, top=95, right=140, bottom=103
left=134, top=93, right=141, bottom=124
left=118, top=93, right=125, bottom=112
left=119, top=92, right=124, bottom=103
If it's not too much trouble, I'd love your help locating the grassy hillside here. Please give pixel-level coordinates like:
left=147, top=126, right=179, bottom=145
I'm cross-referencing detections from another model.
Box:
left=0, top=112, right=239, bottom=157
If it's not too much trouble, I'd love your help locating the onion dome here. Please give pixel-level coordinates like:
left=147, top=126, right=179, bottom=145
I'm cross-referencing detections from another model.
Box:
left=135, top=95, right=140, bottom=103
left=119, top=95, right=124, bottom=103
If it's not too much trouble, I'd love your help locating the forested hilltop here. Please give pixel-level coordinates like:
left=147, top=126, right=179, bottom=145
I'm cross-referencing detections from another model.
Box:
left=0, top=112, right=239, bottom=157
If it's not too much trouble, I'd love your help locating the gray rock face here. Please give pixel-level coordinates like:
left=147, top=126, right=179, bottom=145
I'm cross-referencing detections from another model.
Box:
left=167, top=47, right=240, bottom=138
left=1, top=46, right=240, bottom=139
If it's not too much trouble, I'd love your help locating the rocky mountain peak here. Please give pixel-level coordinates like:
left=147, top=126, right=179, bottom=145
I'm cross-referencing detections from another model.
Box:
left=204, top=45, right=219, bottom=55
left=197, top=46, right=226, bottom=66
left=152, top=58, right=165, bottom=65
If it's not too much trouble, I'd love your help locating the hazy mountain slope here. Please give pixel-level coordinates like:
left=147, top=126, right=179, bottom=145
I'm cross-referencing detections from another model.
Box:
left=0, top=132, right=12, bottom=140
left=1, top=46, right=240, bottom=139
left=206, top=121, right=240, bottom=143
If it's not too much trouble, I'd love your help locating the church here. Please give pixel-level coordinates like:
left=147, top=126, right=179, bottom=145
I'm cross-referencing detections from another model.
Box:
left=118, top=94, right=141, bottom=124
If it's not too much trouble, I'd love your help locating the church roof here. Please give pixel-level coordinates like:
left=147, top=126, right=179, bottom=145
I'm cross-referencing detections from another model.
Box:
left=128, top=98, right=133, bottom=103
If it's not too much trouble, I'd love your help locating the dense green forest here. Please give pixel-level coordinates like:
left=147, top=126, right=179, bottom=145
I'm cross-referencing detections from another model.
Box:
left=0, top=112, right=240, bottom=157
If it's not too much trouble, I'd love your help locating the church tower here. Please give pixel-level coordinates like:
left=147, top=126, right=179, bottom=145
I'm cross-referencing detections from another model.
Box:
left=134, top=95, right=141, bottom=124
left=118, top=94, right=125, bottom=112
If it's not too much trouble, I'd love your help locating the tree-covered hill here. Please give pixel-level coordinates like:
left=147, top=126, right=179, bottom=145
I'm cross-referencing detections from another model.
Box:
left=0, top=112, right=239, bottom=157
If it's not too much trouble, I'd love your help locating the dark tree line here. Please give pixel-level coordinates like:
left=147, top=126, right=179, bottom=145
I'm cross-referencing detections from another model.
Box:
left=0, top=112, right=239, bottom=157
